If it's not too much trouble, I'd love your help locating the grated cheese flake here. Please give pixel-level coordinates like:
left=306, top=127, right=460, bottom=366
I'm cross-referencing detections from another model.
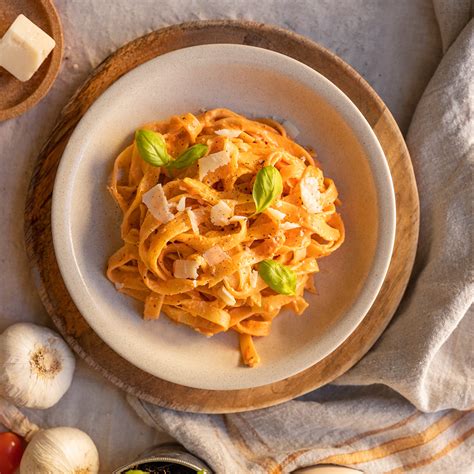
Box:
left=282, top=119, right=299, bottom=138
left=203, top=246, right=229, bottom=266
left=142, top=183, right=174, bottom=223
left=177, top=196, right=186, bottom=212
left=114, top=282, right=124, bottom=290
left=300, top=176, right=323, bottom=213
left=249, top=270, right=259, bottom=289
left=281, top=222, right=301, bottom=230
left=186, top=208, right=200, bottom=234
left=229, top=215, right=247, bottom=223
left=266, top=207, right=286, bottom=221
left=218, top=286, right=236, bottom=306
left=215, top=128, right=241, bottom=138
left=293, top=248, right=307, bottom=262
left=173, top=259, right=200, bottom=279
left=198, top=150, right=231, bottom=181
left=210, top=201, right=234, bottom=226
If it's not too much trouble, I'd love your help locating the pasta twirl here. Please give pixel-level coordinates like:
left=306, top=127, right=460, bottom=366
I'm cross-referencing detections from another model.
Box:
left=106, top=108, right=344, bottom=367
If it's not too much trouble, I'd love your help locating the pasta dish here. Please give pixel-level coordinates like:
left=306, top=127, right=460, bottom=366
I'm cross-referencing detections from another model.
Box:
left=106, top=108, right=344, bottom=367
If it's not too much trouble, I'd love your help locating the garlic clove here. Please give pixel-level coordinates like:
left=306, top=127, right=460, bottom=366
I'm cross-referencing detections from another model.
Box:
left=20, top=427, right=99, bottom=474
left=0, top=323, right=75, bottom=409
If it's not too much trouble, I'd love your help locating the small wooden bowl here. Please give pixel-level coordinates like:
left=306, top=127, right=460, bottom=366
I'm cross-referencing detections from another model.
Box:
left=0, top=0, right=63, bottom=121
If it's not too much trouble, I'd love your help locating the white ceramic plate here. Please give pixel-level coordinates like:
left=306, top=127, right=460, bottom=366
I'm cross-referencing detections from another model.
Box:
left=52, top=44, right=395, bottom=390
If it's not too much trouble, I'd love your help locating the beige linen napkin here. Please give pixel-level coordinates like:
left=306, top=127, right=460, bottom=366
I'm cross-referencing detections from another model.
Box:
left=129, top=4, right=473, bottom=472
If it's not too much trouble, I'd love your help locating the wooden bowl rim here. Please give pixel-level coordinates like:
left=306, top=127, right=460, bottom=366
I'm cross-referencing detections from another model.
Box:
left=24, top=19, right=420, bottom=413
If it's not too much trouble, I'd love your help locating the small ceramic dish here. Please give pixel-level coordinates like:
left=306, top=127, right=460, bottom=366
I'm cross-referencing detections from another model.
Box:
left=0, top=0, right=63, bottom=121
left=52, top=44, right=395, bottom=390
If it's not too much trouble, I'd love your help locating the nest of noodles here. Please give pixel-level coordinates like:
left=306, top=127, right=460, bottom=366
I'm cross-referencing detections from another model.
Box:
left=106, top=108, right=344, bottom=367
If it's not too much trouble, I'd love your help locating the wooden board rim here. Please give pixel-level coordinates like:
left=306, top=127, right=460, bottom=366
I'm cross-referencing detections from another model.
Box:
left=0, top=0, right=63, bottom=121
left=24, top=20, right=419, bottom=413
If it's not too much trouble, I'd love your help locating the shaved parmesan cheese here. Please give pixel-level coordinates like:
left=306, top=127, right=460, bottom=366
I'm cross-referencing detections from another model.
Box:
left=229, top=215, right=247, bottom=223
left=173, top=259, right=200, bottom=279
left=215, top=128, right=241, bottom=138
left=249, top=270, right=259, bottom=288
left=218, top=286, right=236, bottom=306
left=283, top=119, right=299, bottom=138
left=198, top=150, right=231, bottom=180
left=266, top=207, right=286, bottom=220
left=114, top=282, right=124, bottom=290
left=177, top=196, right=186, bottom=212
left=142, top=183, right=174, bottom=223
left=186, top=208, right=200, bottom=234
left=300, top=176, right=323, bottom=213
left=293, top=248, right=307, bottom=262
left=203, top=246, right=228, bottom=265
left=210, top=201, right=233, bottom=226
left=281, top=222, right=301, bottom=230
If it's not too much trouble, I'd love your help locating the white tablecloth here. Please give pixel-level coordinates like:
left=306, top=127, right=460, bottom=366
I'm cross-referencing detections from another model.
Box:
left=0, top=1, right=442, bottom=471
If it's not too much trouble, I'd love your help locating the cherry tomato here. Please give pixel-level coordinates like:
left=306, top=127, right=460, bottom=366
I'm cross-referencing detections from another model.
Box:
left=0, top=432, right=25, bottom=474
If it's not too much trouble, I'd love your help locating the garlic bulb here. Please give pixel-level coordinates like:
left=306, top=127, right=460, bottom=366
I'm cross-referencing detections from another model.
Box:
left=20, top=427, right=100, bottom=474
left=0, top=322, right=75, bottom=408
left=0, top=398, right=99, bottom=473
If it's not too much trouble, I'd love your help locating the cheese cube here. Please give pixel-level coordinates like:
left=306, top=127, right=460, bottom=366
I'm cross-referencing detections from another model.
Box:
left=173, top=259, right=200, bottom=279
left=0, top=14, right=56, bottom=82
left=210, top=201, right=233, bottom=226
left=300, top=176, right=323, bottom=213
left=202, top=246, right=228, bottom=265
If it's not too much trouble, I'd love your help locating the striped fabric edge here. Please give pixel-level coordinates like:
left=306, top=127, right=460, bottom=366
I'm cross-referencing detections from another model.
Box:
left=271, top=409, right=473, bottom=473
left=385, top=426, right=474, bottom=473
left=354, top=409, right=474, bottom=473
left=270, top=410, right=426, bottom=472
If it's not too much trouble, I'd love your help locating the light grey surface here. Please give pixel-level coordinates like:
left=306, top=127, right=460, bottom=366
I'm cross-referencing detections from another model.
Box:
left=0, top=0, right=442, bottom=471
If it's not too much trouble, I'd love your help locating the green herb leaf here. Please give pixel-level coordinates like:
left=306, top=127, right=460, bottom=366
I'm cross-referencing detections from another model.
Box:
left=252, top=166, right=283, bottom=214
left=124, top=470, right=147, bottom=474
left=169, top=144, right=208, bottom=169
left=135, top=129, right=171, bottom=167
left=258, top=260, right=297, bottom=295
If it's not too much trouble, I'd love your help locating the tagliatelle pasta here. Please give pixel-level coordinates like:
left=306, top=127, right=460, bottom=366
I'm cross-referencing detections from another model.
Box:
left=106, top=108, right=344, bottom=367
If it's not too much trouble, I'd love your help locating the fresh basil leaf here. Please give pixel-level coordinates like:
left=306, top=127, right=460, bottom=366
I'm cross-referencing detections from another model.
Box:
left=135, top=129, right=170, bottom=167
left=258, top=260, right=297, bottom=296
left=169, top=144, right=208, bottom=169
left=252, top=166, right=283, bottom=214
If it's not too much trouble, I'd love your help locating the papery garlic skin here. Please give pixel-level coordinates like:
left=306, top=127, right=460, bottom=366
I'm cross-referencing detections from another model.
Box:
left=20, top=427, right=99, bottom=474
left=0, top=323, right=75, bottom=409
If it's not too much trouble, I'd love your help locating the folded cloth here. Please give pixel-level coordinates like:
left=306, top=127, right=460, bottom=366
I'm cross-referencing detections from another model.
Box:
left=336, top=15, right=473, bottom=414
left=129, top=4, right=473, bottom=473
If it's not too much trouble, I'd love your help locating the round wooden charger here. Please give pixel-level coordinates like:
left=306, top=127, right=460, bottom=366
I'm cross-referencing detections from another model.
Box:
left=25, top=20, right=419, bottom=413
left=0, top=0, right=63, bottom=121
